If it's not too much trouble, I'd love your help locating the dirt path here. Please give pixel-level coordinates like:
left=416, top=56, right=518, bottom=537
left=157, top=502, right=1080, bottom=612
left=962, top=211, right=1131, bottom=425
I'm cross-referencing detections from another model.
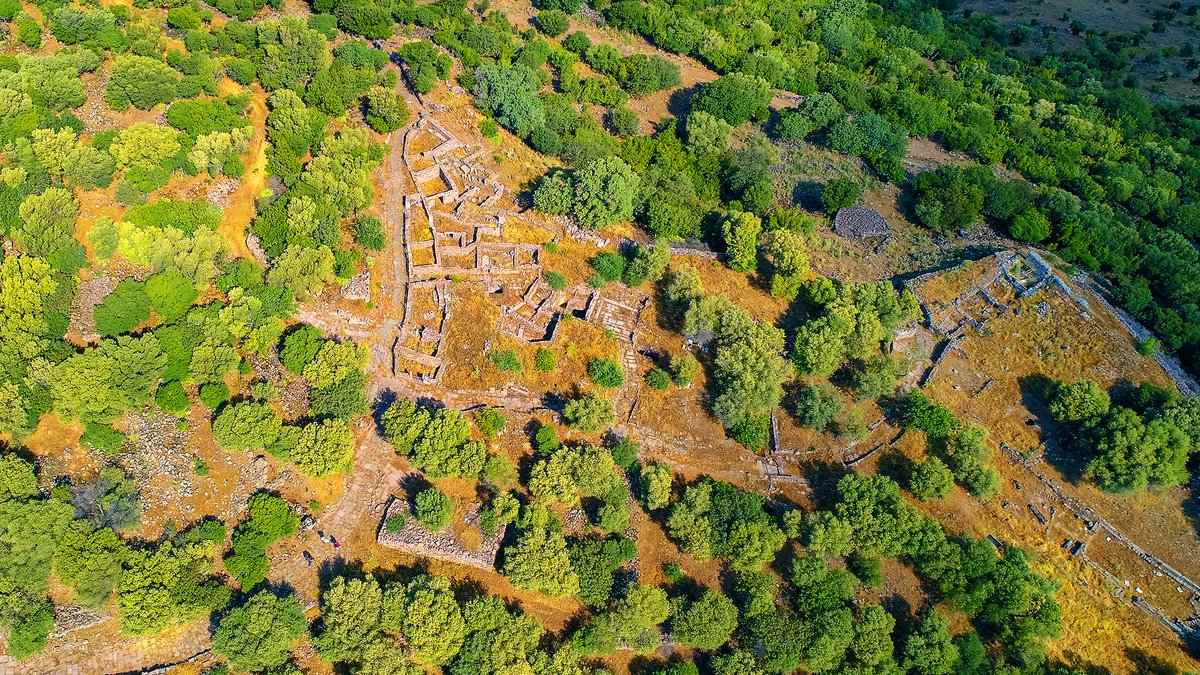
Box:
left=216, top=83, right=269, bottom=260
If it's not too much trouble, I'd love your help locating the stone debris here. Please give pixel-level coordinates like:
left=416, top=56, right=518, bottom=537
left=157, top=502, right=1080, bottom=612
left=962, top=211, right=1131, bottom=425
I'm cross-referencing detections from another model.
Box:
left=51, top=604, right=109, bottom=638
left=67, top=276, right=117, bottom=344
left=205, top=178, right=239, bottom=207
left=341, top=270, right=371, bottom=301
left=834, top=206, right=890, bottom=240
left=119, top=412, right=197, bottom=506
left=376, top=499, right=504, bottom=571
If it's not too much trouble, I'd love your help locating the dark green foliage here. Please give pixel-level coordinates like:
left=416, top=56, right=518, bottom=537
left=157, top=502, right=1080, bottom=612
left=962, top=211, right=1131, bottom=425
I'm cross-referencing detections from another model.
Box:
left=490, top=350, right=522, bottom=372
left=569, top=536, right=637, bottom=607
left=106, top=55, right=178, bottom=110
left=80, top=423, right=126, bottom=456
left=398, top=41, right=453, bottom=94
left=848, top=550, right=883, bottom=586
left=913, top=166, right=987, bottom=234
left=850, top=356, right=900, bottom=400
left=415, top=487, right=452, bottom=532
left=145, top=269, right=198, bottom=324
left=610, top=437, right=638, bottom=468
left=587, top=359, right=624, bottom=388
left=645, top=368, right=671, bottom=390
left=669, top=591, right=739, bottom=651
left=690, top=73, right=771, bottom=126
left=590, top=251, right=626, bottom=284
left=199, top=382, right=231, bottom=408
left=902, top=390, right=961, bottom=438
left=353, top=216, right=386, bottom=251
left=55, top=523, right=128, bottom=607
left=534, top=423, right=559, bottom=455
left=385, top=513, right=407, bottom=533
left=536, top=9, right=569, bottom=37
left=280, top=325, right=323, bottom=374
left=225, top=493, right=299, bottom=589
left=790, top=383, right=843, bottom=432
left=166, top=98, right=249, bottom=137
left=821, top=177, right=860, bottom=213
left=93, top=279, right=150, bottom=337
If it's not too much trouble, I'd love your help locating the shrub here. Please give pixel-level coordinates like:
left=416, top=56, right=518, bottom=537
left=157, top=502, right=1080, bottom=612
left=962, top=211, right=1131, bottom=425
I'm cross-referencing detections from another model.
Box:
left=364, top=86, right=411, bottom=133
left=536, top=9, right=570, bottom=36
left=645, top=368, right=671, bottom=390
left=821, top=177, right=860, bottom=213
left=93, top=280, right=151, bottom=337
left=546, top=271, right=567, bottom=290
left=563, top=392, right=615, bottom=433
left=790, top=383, right=843, bottom=432
left=490, top=350, right=522, bottom=372
left=81, top=423, right=126, bottom=455
left=280, top=325, right=323, bottom=374
left=155, top=381, right=189, bottom=414
left=588, top=359, right=625, bottom=387
left=476, top=407, right=506, bottom=438
left=591, top=252, right=627, bottom=285
left=385, top=514, right=407, bottom=533
left=354, top=216, right=386, bottom=250
left=534, top=422, right=559, bottom=454
left=669, top=353, right=702, bottom=387
left=910, top=456, right=955, bottom=501
left=608, top=106, right=639, bottom=136
left=610, top=437, right=638, bottom=468
left=199, top=382, right=231, bottom=408
left=1048, top=379, right=1110, bottom=423
left=534, top=348, right=557, bottom=372
left=415, top=488, right=452, bottom=532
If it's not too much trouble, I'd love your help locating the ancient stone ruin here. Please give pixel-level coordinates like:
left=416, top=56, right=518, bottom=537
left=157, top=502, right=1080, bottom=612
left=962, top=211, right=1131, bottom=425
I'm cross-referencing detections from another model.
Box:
left=376, top=497, right=504, bottom=571
left=834, top=206, right=890, bottom=239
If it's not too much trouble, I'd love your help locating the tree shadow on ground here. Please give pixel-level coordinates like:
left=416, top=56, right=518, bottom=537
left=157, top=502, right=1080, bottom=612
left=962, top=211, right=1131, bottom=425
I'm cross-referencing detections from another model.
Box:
left=1018, top=373, right=1091, bottom=484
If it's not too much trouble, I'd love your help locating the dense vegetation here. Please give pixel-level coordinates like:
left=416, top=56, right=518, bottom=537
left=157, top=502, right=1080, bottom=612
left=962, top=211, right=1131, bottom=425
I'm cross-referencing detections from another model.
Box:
left=0, top=0, right=1193, bottom=671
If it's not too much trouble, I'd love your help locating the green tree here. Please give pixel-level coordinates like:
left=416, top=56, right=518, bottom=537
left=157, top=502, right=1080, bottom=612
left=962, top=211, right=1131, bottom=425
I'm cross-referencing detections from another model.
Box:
left=691, top=73, right=772, bottom=126
left=415, top=488, right=452, bottom=532
left=573, top=156, right=640, bottom=230
left=280, top=325, right=324, bottom=374
left=266, top=245, right=335, bottom=300
left=563, top=392, right=615, bottom=433
left=313, top=576, right=383, bottom=662
left=106, top=55, right=179, bottom=110
left=588, top=358, right=625, bottom=387
left=396, top=575, right=466, bottom=665
left=1048, top=379, right=1110, bottom=423
left=902, top=611, right=959, bottom=675
left=398, top=41, right=453, bottom=94
left=291, top=419, right=355, bottom=477
left=669, top=591, right=738, bottom=651
left=821, top=177, right=860, bottom=213
left=721, top=210, right=762, bottom=273
left=212, top=590, right=307, bottom=673
left=537, top=9, right=570, bottom=37
left=365, top=87, right=411, bottom=133
left=910, top=456, right=955, bottom=502
left=93, top=279, right=151, bottom=337
left=790, top=383, right=843, bottom=432
left=503, top=513, right=579, bottom=597
left=55, top=522, right=128, bottom=607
